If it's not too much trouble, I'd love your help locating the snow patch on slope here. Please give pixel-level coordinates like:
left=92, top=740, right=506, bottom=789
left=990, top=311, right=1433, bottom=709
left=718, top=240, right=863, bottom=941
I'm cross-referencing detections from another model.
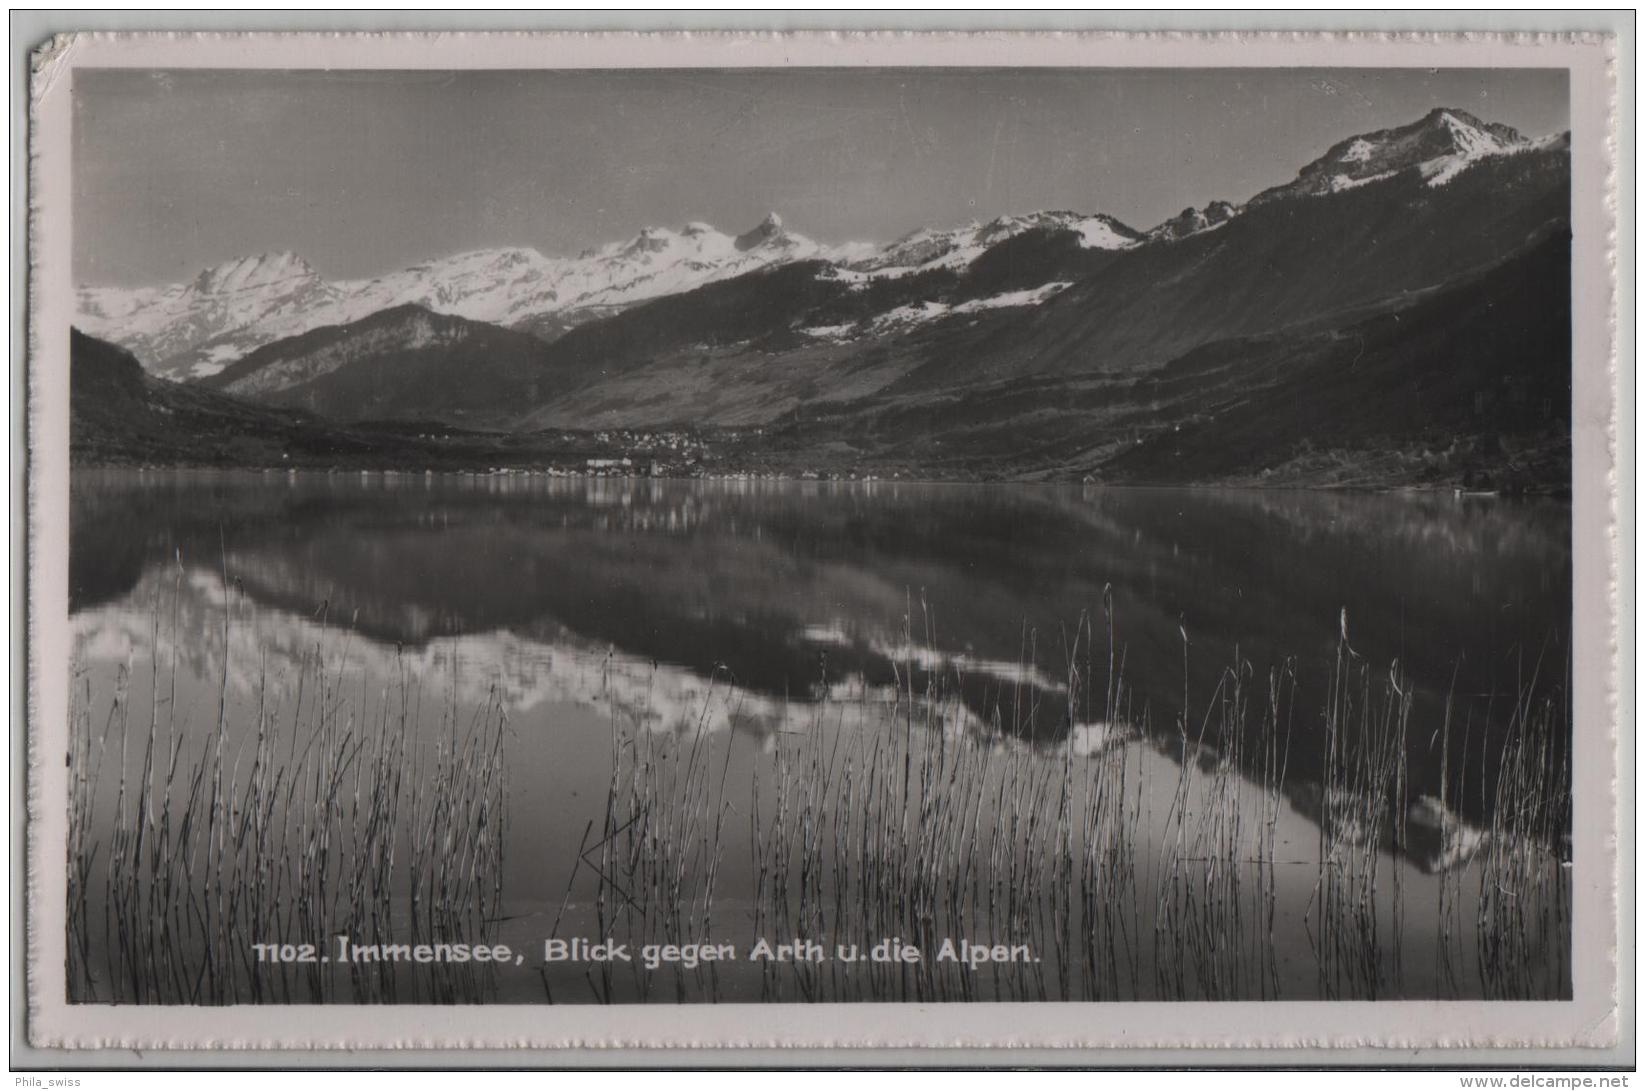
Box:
left=951, top=282, right=1074, bottom=314
left=1328, top=170, right=1396, bottom=193
left=800, top=281, right=1072, bottom=342
left=1072, top=216, right=1139, bottom=249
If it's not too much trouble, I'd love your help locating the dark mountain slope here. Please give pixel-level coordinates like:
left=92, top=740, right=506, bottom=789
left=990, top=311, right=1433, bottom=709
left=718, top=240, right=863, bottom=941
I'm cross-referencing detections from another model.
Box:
left=745, top=228, right=1569, bottom=493
left=201, top=304, right=556, bottom=424
left=202, top=265, right=884, bottom=425
left=69, top=328, right=618, bottom=473
left=955, top=226, right=1131, bottom=297
left=505, top=138, right=1568, bottom=436
left=527, top=248, right=1084, bottom=396
left=71, top=327, right=374, bottom=466
left=536, top=260, right=846, bottom=380
left=1101, top=227, right=1571, bottom=490
left=496, top=230, right=1137, bottom=427
left=887, top=143, right=1568, bottom=392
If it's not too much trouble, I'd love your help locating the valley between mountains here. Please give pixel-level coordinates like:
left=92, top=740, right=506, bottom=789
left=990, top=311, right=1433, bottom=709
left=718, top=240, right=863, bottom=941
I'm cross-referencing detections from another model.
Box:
left=72, top=108, right=1573, bottom=493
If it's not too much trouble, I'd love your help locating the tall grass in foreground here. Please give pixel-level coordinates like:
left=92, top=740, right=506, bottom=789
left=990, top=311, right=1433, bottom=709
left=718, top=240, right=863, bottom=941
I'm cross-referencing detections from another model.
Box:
left=67, top=575, right=508, bottom=1005
left=560, top=601, right=1571, bottom=1004
left=68, top=577, right=1569, bottom=1005
left=1472, top=650, right=1573, bottom=999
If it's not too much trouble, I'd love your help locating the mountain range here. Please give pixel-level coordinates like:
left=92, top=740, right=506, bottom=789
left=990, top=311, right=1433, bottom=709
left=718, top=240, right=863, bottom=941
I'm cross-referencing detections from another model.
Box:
left=73, top=107, right=1573, bottom=490
left=77, top=203, right=1139, bottom=384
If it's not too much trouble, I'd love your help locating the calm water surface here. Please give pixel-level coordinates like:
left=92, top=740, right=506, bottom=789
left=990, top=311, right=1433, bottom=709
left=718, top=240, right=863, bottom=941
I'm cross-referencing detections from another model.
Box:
left=68, top=471, right=1572, bottom=1003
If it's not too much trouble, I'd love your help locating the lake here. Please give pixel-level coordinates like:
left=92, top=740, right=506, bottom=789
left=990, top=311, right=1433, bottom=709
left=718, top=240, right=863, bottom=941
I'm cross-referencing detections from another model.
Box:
left=66, top=470, right=1572, bottom=1003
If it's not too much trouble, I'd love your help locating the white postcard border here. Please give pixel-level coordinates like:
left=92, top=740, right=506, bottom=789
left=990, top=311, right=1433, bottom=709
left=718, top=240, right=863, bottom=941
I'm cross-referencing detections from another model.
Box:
left=20, top=27, right=1628, bottom=1060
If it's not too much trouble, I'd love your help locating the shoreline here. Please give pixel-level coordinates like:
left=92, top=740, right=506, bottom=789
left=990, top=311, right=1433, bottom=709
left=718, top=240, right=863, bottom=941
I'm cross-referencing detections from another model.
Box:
left=68, top=460, right=1571, bottom=499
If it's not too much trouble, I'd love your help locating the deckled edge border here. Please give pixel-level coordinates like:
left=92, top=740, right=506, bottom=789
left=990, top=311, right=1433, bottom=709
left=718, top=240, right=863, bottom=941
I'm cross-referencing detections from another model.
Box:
left=18, top=26, right=1629, bottom=1062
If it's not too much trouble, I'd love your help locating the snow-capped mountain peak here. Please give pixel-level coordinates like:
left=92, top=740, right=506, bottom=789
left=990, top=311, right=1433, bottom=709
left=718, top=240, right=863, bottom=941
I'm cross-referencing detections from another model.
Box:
left=74, top=214, right=839, bottom=380
left=848, top=210, right=1141, bottom=277
left=735, top=211, right=789, bottom=252
left=625, top=226, right=680, bottom=255
left=191, top=250, right=320, bottom=295
left=1146, top=200, right=1241, bottom=243
left=1253, top=107, right=1531, bottom=203
left=1431, top=108, right=1519, bottom=154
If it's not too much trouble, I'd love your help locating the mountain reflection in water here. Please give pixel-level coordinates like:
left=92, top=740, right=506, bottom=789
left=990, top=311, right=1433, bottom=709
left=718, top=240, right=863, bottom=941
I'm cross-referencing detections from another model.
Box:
left=71, top=470, right=1570, bottom=827
left=66, top=470, right=1573, bottom=1004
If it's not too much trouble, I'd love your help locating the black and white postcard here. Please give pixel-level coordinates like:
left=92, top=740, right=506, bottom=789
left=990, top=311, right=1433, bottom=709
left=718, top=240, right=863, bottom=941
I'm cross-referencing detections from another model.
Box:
left=19, top=26, right=1629, bottom=1066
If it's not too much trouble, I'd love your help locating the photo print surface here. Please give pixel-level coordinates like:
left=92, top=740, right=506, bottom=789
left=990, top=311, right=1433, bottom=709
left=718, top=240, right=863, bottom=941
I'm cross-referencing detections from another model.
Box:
left=63, top=63, right=1575, bottom=1007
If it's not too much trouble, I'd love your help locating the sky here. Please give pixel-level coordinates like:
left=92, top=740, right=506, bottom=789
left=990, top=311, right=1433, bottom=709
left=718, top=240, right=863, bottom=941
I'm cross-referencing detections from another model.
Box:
left=73, top=67, right=1568, bottom=287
